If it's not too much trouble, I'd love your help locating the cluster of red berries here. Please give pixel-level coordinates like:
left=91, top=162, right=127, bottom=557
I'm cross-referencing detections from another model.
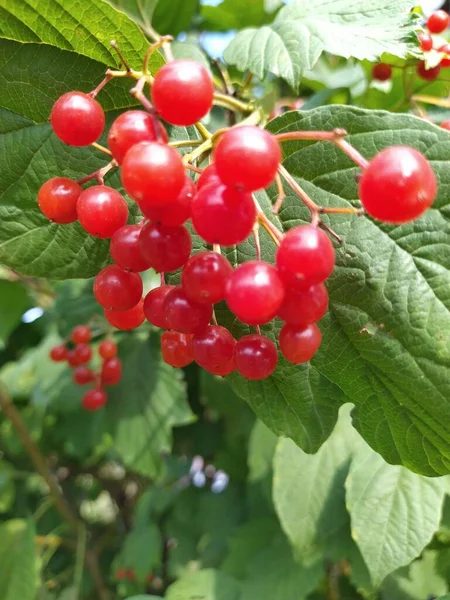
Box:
left=40, top=53, right=438, bottom=382
left=49, top=325, right=121, bottom=410
left=372, top=9, right=450, bottom=83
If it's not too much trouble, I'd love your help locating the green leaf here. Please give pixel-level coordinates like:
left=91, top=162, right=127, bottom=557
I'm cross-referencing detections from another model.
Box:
left=119, top=524, right=162, bottom=582
left=105, top=0, right=160, bottom=38
left=346, top=446, right=447, bottom=585
left=202, top=0, right=275, bottom=31
left=247, top=420, right=277, bottom=515
left=0, top=461, right=15, bottom=513
left=0, top=519, right=39, bottom=600
left=152, top=0, right=199, bottom=36
left=46, top=279, right=102, bottom=337
left=381, top=551, right=448, bottom=600
left=172, top=40, right=212, bottom=74
left=0, top=280, right=30, bottom=347
left=224, top=0, right=418, bottom=88
left=273, top=406, right=363, bottom=564
left=229, top=106, right=450, bottom=478
left=125, top=597, right=162, bottom=600
left=105, top=333, right=194, bottom=479
left=166, top=569, right=241, bottom=600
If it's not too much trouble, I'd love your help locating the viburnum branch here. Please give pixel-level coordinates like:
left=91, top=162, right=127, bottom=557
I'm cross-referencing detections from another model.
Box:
left=130, top=77, right=166, bottom=142
left=169, top=139, right=204, bottom=149
left=110, top=40, right=132, bottom=73
left=144, top=24, right=174, bottom=62
left=195, top=121, right=213, bottom=140
left=278, top=164, right=319, bottom=215
left=91, top=142, right=112, bottom=156
left=332, top=138, right=369, bottom=169
left=182, top=137, right=213, bottom=164
left=76, top=161, right=117, bottom=186
left=319, top=221, right=344, bottom=245
left=252, top=222, right=262, bottom=260
left=319, top=206, right=364, bottom=216
left=143, top=36, right=173, bottom=75
left=272, top=173, right=286, bottom=214
left=89, top=73, right=113, bottom=98
left=213, top=92, right=253, bottom=113
left=253, top=195, right=283, bottom=246
left=184, top=162, right=203, bottom=174
left=213, top=244, right=222, bottom=254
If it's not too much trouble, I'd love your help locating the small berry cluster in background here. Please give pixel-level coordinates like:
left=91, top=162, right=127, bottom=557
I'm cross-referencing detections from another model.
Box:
left=50, top=325, right=121, bottom=410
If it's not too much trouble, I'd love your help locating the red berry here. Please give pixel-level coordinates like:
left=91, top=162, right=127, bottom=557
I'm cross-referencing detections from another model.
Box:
left=235, top=334, right=278, bottom=380
left=193, top=325, right=235, bottom=372
left=182, top=251, right=232, bottom=305
left=121, top=141, right=185, bottom=207
left=50, top=344, right=68, bottom=362
left=38, top=178, right=81, bottom=224
left=77, top=185, right=128, bottom=239
left=427, top=10, right=449, bottom=34
left=372, top=63, right=392, bottom=81
left=191, top=183, right=256, bottom=246
left=197, top=164, right=221, bottom=191
left=279, top=323, right=322, bottom=364
left=73, top=366, right=95, bottom=385
left=418, top=33, right=433, bottom=52
left=358, top=146, right=437, bottom=223
left=416, top=61, right=441, bottom=81
left=73, top=343, right=92, bottom=365
left=82, top=388, right=107, bottom=411
left=108, top=110, right=168, bottom=164
left=226, top=261, right=285, bottom=325
left=101, top=357, right=122, bottom=385
left=99, top=339, right=118, bottom=359
left=163, top=287, right=212, bottom=334
left=161, top=331, right=194, bottom=368
left=214, top=126, right=281, bottom=192
left=441, top=120, right=450, bottom=130
left=110, top=224, right=152, bottom=272
left=140, top=177, right=195, bottom=226
left=104, top=298, right=145, bottom=330
left=276, top=226, right=335, bottom=289
left=116, top=569, right=127, bottom=581
left=278, top=283, right=328, bottom=326
left=209, top=354, right=236, bottom=376
left=152, top=60, right=214, bottom=126
left=94, top=265, right=143, bottom=311
left=50, top=92, right=105, bottom=146
left=71, top=325, right=92, bottom=344
left=67, top=350, right=79, bottom=368
left=143, top=285, right=174, bottom=328
left=138, top=223, right=191, bottom=273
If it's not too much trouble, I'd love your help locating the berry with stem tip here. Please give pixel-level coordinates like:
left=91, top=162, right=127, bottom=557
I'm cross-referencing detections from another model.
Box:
left=94, top=265, right=143, bottom=311
left=226, top=261, right=285, bottom=325
left=214, top=126, right=282, bottom=192
left=82, top=388, right=107, bottom=411
left=77, top=185, right=128, bottom=239
left=139, top=223, right=192, bottom=273
left=279, top=323, right=322, bottom=364
left=276, top=225, right=335, bottom=289
left=182, top=251, right=233, bottom=305
left=161, top=331, right=194, bottom=368
left=108, top=110, right=168, bottom=164
left=110, top=224, right=152, bottom=272
left=50, top=91, right=105, bottom=146
left=140, top=177, right=195, bottom=227
left=101, top=357, right=122, bottom=385
left=193, top=326, right=236, bottom=372
left=104, top=298, right=145, bottom=330
left=191, top=183, right=256, bottom=246
left=38, top=178, right=82, bottom=224
left=418, top=33, right=433, bottom=52
left=152, top=59, right=214, bottom=126
left=143, top=285, right=174, bottom=328
left=163, top=287, right=213, bottom=334
left=416, top=61, right=441, bottom=81
left=277, top=283, right=328, bottom=326
left=358, top=146, right=437, bottom=223
left=73, top=343, right=92, bottom=365
left=427, top=10, right=449, bottom=34
left=235, top=334, right=278, bottom=380
left=99, top=339, right=118, bottom=359
left=50, top=345, right=68, bottom=362
left=372, top=63, right=392, bottom=81
left=71, top=325, right=92, bottom=344
left=121, top=141, right=185, bottom=207
left=73, top=366, right=95, bottom=385
left=196, top=164, right=221, bottom=191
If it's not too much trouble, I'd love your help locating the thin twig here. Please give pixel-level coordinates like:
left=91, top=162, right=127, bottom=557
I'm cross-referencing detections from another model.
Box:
left=110, top=40, right=132, bottom=72
left=252, top=223, right=262, bottom=260
left=272, top=173, right=286, bottom=214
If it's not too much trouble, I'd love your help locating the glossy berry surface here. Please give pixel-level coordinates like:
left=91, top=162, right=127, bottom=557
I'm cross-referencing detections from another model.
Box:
left=38, top=177, right=81, bottom=224
left=51, top=92, right=105, bottom=146
left=416, top=61, right=441, bottom=81
left=182, top=251, right=232, bottom=305
left=73, top=366, right=95, bottom=385
left=226, top=261, right=285, bottom=325
left=372, top=63, right=392, bottom=81
left=104, top=298, right=145, bottom=330
left=161, top=331, right=194, bottom=368
left=279, top=323, right=322, bottom=364
left=121, top=141, right=185, bottom=207
left=276, top=225, right=335, bottom=289
left=214, top=126, right=281, bottom=192
left=235, top=334, right=278, bottom=380
left=163, top=287, right=212, bottom=334
left=418, top=33, right=433, bottom=52
left=101, top=357, right=122, bottom=385
left=50, top=345, right=68, bottom=362
left=110, top=224, right=152, bottom=272
left=191, top=183, right=256, bottom=246
left=73, top=343, right=92, bottom=365
left=71, top=325, right=91, bottom=344
left=99, top=339, right=118, bottom=359
left=143, top=285, right=174, bottom=328
left=278, top=283, right=328, bottom=326
left=359, top=146, right=437, bottom=223
left=67, top=350, right=79, bottom=368
left=140, top=177, right=195, bottom=226
left=94, top=265, right=143, bottom=311
left=108, top=110, right=168, bottom=164
left=193, top=326, right=235, bottom=372
left=196, top=164, right=221, bottom=191
left=139, top=223, right=191, bottom=272
left=82, top=388, right=107, bottom=411
left=427, top=10, right=449, bottom=34
left=77, top=185, right=128, bottom=238
left=152, top=59, right=214, bottom=126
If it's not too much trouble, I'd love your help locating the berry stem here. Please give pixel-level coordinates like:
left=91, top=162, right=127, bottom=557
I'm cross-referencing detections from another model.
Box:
left=272, top=173, right=286, bottom=214
left=213, top=92, right=253, bottom=113
left=91, top=142, right=112, bottom=156
left=144, top=25, right=174, bottom=63
left=143, top=36, right=173, bottom=75
left=252, top=223, right=262, bottom=260
left=319, top=221, right=343, bottom=245
left=130, top=77, right=167, bottom=143
left=182, top=137, right=214, bottom=164
left=110, top=40, right=132, bottom=73
left=76, top=161, right=117, bottom=185
left=195, top=121, right=213, bottom=140
left=319, top=206, right=364, bottom=216
left=169, top=139, right=204, bottom=148
left=89, top=73, right=113, bottom=98
left=278, top=164, right=319, bottom=215
left=160, top=272, right=165, bottom=285
left=254, top=196, right=283, bottom=246
left=184, top=162, right=203, bottom=174
left=213, top=244, right=222, bottom=254
left=332, top=138, right=369, bottom=169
